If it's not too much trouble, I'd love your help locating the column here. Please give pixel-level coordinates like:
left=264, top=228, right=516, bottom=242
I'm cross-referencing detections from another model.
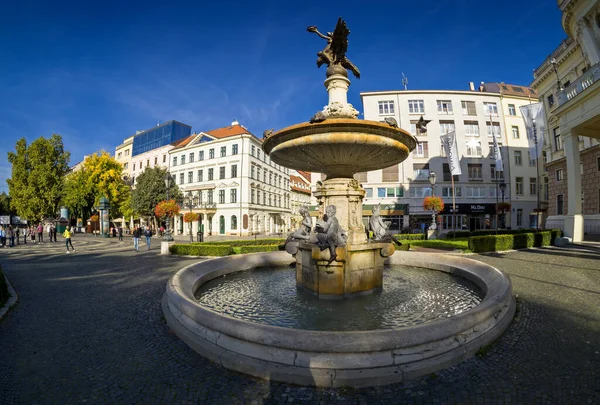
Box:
left=578, top=18, right=600, bottom=65
left=563, top=130, right=584, bottom=242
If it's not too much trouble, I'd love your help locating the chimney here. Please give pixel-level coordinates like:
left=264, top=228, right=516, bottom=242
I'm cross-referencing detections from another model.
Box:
left=469, top=82, right=475, bottom=91
left=479, top=81, right=485, bottom=92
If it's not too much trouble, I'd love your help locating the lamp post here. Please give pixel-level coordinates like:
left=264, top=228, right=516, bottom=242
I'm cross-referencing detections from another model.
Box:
left=163, top=172, right=173, bottom=241
left=499, top=182, right=506, bottom=229
left=428, top=171, right=437, bottom=230
left=184, top=191, right=199, bottom=243
left=550, top=58, right=563, bottom=91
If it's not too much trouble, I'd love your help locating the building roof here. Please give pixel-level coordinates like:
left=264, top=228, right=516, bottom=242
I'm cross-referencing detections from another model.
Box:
left=290, top=175, right=311, bottom=195
left=205, top=124, right=253, bottom=139
left=481, top=82, right=537, bottom=98
left=296, top=170, right=311, bottom=182
left=169, top=134, right=198, bottom=150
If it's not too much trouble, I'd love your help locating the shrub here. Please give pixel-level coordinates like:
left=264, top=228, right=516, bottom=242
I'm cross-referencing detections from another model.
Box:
left=469, top=231, right=555, bottom=253
left=392, top=233, right=425, bottom=241
left=395, top=243, right=411, bottom=251
left=0, top=265, right=9, bottom=307
left=238, top=245, right=281, bottom=254
left=446, top=231, right=471, bottom=239
left=192, top=239, right=285, bottom=247
left=169, top=244, right=233, bottom=256
left=469, top=235, right=513, bottom=253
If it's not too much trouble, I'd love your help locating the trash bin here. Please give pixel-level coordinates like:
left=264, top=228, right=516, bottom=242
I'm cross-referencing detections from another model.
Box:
left=197, top=231, right=204, bottom=242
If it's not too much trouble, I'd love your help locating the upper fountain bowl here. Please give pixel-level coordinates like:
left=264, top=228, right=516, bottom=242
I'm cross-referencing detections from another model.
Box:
left=262, top=118, right=416, bottom=179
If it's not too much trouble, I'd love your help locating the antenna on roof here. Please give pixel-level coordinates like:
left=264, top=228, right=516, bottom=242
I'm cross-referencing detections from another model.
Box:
left=402, top=73, right=408, bottom=90
left=157, top=120, right=160, bottom=127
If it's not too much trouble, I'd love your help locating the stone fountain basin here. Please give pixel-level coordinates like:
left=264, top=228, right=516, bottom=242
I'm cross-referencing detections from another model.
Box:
left=162, top=251, right=515, bottom=388
left=262, top=119, right=417, bottom=178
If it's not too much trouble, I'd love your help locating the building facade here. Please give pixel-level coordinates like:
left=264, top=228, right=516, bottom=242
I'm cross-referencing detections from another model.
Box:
left=168, top=122, right=292, bottom=237
left=289, top=171, right=312, bottom=227
left=529, top=0, right=600, bottom=240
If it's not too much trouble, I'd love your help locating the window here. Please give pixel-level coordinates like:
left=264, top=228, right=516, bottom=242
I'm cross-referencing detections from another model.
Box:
left=442, top=187, right=462, bottom=197
left=179, top=173, right=184, bottom=184
left=118, top=152, right=122, bottom=159
left=410, top=120, right=419, bottom=136
left=514, top=151, right=522, bottom=165
left=263, top=192, right=266, bottom=205
left=489, top=186, right=497, bottom=198
left=163, top=155, right=166, bottom=163
left=207, top=190, right=214, bottom=204
left=189, top=153, right=194, bottom=163
left=490, top=165, right=504, bottom=181
left=378, top=100, right=395, bottom=114
left=556, top=169, right=563, bottom=181
left=154, top=157, right=158, bottom=165
left=414, top=142, right=428, bottom=158
left=486, top=121, right=500, bottom=137
left=511, top=126, right=520, bottom=139
left=219, top=190, right=225, bottom=204
left=413, top=164, right=430, bottom=181
left=468, top=164, right=483, bottom=180
left=408, top=100, right=424, bottom=114
left=544, top=177, right=549, bottom=201
left=220, top=146, right=226, bottom=157
left=439, top=120, right=455, bottom=134
left=466, top=186, right=486, bottom=198
left=354, top=172, right=367, bottom=182
left=466, top=140, right=482, bottom=157
left=553, top=128, right=562, bottom=151
left=172, top=157, right=177, bottom=166
left=597, top=156, right=600, bottom=171
left=382, top=164, right=399, bottom=182
left=269, top=172, right=273, bottom=185
left=139, top=161, right=143, bottom=169
left=263, top=170, right=267, bottom=183
left=181, top=155, right=185, bottom=165
left=188, top=171, right=193, bottom=183
left=557, top=194, right=564, bottom=215
left=231, top=164, right=237, bottom=178
left=530, top=177, right=537, bottom=195
left=464, top=121, right=479, bottom=136
left=515, top=177, right=523, bottom=195
left=231, top=215, right=237, bottom=230
left=528, top=151, right=536, bottom=166
left=508, top=104, right=516, bottom=116
left=442, top=163, right=459, bottom=182
left=230, top=189, right=237, bottom=204
left=377, top=187, right=403, bottom=197
left=516, top=209, right=523, bottom=227
left=257, top=167, right=261, bottom=180
left=199, top=151, right=204, bottom=161
left=257, top=150, right=261, bottom=160
left=232, top=144, right=238, bottom=155
left=219, top=167, right=225, bottom=179
left=208, top=168, right=214, bottom=181
left=461, top=101, right=476, bottom=116
left=198, top=170, right=203, bottom=182
left=124, top=162, right=128, bottom=169
left=256, top=190, right=260, bottom=204
left=125, top=149, right=129, bottom=156
left=488, top=142, right=503, bottom=159
left=364, top=188, right=373, bottom=198
left=251, top=189, right=255, bottom=204
left=437, top=100, right=453, bottom=114
left=409, top=187, right=432, bottom=198
left=133, top=163, right=136, bottom=171
left=484, top=102, right=498, bottom=116
left=209, top=148, right=215, bottom=159
left=251, top=165, right=255, bottom=179
left=251, top=145, right=255, bottom=156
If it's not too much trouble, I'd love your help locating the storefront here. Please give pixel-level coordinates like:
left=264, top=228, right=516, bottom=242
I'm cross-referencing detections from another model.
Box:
left=439, top=203, right=497, bottom=231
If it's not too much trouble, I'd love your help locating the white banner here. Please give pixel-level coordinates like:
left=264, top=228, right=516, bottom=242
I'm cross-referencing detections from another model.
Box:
left=519, top=103, right=546, bottom=159
left=492, top=130, right=504, bottom=171
left=440, top=131, right=462, bottom=175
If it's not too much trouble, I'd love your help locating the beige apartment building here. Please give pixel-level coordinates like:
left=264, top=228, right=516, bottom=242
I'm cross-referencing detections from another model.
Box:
left=530, top=0, right=600, bottom=241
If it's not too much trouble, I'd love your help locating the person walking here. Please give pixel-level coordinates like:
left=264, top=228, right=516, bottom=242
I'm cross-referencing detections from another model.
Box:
left=30, top=226, right=36, bottom=244
left=15, top=227, right=19, bottom=245
left=8, top=226, right=14, bottom=248
left=118, top=226, right=123, bottom=241
left=47, top=224, right=53, bottom=242
left=0, top=226, right=5, bottom=248
left=63, top=226, right=75, bottom=254
left=144, top=226, right=152, bottom=250
left=132, top=225, right=141, bottom=252
left=23, top=227, right=28, bottom=244
left=53, top=224, right=58, bottom=242
left=37, top=223, right=44, bottom=244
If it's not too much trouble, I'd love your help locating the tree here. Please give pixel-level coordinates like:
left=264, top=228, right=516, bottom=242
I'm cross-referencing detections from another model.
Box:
left=7, top=135, right=70, bottom=222
left=132, top=166, right=182, bottom=220
left=62, top=169, right=95, bottom=220
left=0, top=192, right=15, bottom=215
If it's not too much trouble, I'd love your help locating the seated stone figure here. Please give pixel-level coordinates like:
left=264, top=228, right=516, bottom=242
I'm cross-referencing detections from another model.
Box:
left=315, top=205, right=347, bottom=264
left=284, top=206, right=313, bottom=247
left=369, top=205, right=402, bottom=246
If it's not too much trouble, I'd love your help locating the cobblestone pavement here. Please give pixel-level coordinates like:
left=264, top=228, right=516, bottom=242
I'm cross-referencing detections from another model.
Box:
left=0, top=235, right=599, bottom=404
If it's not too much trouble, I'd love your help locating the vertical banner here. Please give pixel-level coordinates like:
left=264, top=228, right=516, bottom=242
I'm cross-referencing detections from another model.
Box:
left=492, top=130, right=504, bottom=171
left=440, top=131, right=462, bottom=175
left=520, top=103, right=546, bottom=159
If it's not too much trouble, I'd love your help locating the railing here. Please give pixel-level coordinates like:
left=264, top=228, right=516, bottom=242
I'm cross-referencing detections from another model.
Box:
left=558, top=62, right=600, bottom=106
left=187, top=202, right=217, bottom=210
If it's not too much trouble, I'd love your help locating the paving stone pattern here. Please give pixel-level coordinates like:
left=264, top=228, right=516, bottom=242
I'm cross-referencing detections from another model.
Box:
left=0, top=235, right=599, bottom=404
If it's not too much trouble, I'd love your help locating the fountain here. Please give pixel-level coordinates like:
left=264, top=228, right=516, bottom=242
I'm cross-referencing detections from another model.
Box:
left=162, top=18, right=515, bottom=387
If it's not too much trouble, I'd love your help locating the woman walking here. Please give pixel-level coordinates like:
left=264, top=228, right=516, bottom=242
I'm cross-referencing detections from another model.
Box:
left=37, top=223, right=44, bottom=244
left=63, top=226, right=75, bottom=254
left=30, top=226, right=36, bottom=244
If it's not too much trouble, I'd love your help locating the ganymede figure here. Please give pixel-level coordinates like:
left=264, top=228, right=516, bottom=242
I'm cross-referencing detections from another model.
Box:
left=369, top=205, right=402, bottom=246
left=284, top=206, right=313, bottom=247
left=315, top=205, right=347, bottom=264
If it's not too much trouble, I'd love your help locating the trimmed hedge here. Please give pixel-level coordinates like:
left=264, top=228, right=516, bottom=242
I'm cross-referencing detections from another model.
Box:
left=169, top=244, right=233, bottom=256
left=445, top=231, right=472, bottom=239
left=0, top=265, right=9, bottom=307
left=238, top=245, right=281, bottom=254
left=192, top=238, right=285, bottom=247
left=468, top=230, right=555, bottom=253
left=448, top=228, right=562, bottom=240
left=395, top=243, right=411, bottom=251
left=392, top=233, right=426, bottom=240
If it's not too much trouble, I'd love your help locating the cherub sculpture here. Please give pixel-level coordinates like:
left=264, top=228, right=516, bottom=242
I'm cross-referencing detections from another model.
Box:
left=369, top=204, right=402, bottom=246
left=307, top=18, right=360, bottom=79
left=315, top=205, right=347, bottom=264
left=283, top=206, right=313, bottom=247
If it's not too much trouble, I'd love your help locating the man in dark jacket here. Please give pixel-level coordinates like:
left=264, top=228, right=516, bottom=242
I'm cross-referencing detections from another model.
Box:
left=144, top=226, right=153, bottom=250
left=132, top=226, right=141, bottom=252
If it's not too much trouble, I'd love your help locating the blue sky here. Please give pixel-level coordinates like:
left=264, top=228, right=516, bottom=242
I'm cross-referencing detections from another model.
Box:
left=0, top=0, right=565, bottom=193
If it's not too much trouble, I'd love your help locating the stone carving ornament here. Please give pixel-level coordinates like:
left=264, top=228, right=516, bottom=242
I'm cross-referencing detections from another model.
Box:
left=315, top=205, right=347, bottom=264
left=369, top=204, right=402, bottom=246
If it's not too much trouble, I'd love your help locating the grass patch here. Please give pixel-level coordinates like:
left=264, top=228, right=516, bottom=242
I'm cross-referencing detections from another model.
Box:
left=398, top=238, right=470, bottom=252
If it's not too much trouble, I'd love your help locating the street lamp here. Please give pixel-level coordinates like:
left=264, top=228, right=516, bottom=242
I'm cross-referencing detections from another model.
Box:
left=184, top=191, right=199, bottom=243
left=499, top=182, right=507, bottom=229
left=163, top=172, right=173, bottom=241
left=550, top=58, right=563, bottom=91
left=428, top=171, right=437, bottom=230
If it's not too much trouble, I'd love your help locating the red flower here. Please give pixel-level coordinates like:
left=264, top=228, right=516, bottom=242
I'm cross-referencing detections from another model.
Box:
left=423, top=196, right=444, bottom=212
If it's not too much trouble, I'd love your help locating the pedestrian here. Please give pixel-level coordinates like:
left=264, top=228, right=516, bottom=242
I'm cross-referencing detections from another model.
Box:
left=52, top=224, right=57, bottom=242
left=37, top=223, right=44, bottom=244
left=8, top=226, right=14, bottom=247
left=0, top=226, right=5, bottom=248
left=15, top=227, right=20, bottom=245
left=144, top=226, right=152, bottom=250
left=23, top=227, right=27, bottom=244
left=132, top=225, right=141, bottom=252
left=112, top=227, right=117, bottom=238
left=63, top=226, right=75, bottom=254
left=118, top=226, right=123, bottom=241
left=48, top=224, right=53, bottom=242
left=30, top=226, right=36, bottom=244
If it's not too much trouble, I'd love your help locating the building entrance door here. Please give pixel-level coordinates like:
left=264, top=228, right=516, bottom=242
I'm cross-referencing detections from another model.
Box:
left=219, top=215, right=225, bottom=235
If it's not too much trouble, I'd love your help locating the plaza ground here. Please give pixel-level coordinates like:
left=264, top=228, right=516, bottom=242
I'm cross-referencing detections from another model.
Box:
left=0, top=234, right=598, bottom=404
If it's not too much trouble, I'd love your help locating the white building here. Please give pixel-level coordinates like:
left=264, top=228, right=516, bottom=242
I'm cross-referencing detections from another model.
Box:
left=169, top=122, right=292, bottom=237
left=289, top=170, right=312, bottom=227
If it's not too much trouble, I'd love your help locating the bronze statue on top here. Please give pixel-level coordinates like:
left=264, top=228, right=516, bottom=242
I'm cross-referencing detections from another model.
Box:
left=307, top=18, right=360, bottom=79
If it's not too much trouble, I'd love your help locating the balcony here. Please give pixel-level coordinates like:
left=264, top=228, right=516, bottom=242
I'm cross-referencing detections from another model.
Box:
left=558, top=62, right=600, bottom=106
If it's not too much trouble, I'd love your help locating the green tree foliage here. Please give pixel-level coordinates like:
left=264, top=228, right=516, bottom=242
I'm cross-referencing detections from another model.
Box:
left=0, top=192, right=15, bottom=215
left=62, top=169, right=95, bottom=220
left=7, top=135, right=70, bottom=221
left=132, top=166, right=182, bottom=219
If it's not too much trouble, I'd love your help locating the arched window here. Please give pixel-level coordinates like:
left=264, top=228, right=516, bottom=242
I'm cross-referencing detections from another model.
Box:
left=231, top=215, right=238, bottom=230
